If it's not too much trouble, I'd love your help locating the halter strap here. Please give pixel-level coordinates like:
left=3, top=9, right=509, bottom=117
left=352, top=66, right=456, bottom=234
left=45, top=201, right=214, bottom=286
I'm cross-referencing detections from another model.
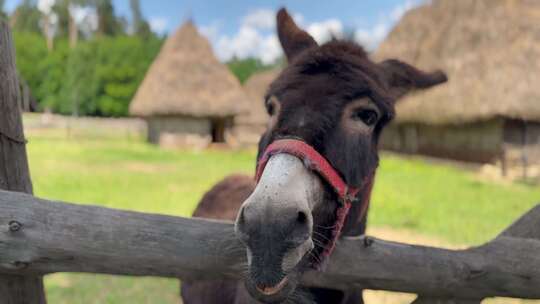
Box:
left=255, top=139, right=373, bottom=269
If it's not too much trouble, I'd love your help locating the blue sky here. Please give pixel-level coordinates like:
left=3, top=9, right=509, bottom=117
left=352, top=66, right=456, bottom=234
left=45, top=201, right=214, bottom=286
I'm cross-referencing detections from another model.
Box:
left=4, top=0, right=423, bottom=62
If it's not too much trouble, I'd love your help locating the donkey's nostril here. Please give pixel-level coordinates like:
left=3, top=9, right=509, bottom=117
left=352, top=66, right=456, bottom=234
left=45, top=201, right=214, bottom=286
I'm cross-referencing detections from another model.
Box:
left=296, top=211, right=307, bottom=224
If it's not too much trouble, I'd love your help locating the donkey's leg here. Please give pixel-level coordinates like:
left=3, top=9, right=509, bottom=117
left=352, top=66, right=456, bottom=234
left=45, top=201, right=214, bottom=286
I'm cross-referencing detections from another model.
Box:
left=341, top=289, right=364, bottom=304
left=181, top=280, right=238, bottom=304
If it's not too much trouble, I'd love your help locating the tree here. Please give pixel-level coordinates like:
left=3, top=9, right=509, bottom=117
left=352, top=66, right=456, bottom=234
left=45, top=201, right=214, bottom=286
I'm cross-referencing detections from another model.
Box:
left=31, top=35, right=162, bottom=116
left=0, top=0, right=7, bottom=21
left=52, top=0, right=91, bottom=48
left=129, top=0, right=151, bottom=38
left=10, top=0, right=163, bottom=117
left=10, top=0, right=42, bottom=34
left=12, top=32, right=49, bottom=109
left=227, top=57, right=277, bottom=84
left=52, top=0, right=70, bottom=39
left=95, top=0, right=123, bottom=36
left=61, top=40, right=99, bottom=115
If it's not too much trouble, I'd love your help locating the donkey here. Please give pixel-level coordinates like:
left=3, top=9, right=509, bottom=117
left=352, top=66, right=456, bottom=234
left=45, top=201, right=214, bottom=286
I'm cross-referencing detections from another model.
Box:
left=181, top=8, right=447, bottom=304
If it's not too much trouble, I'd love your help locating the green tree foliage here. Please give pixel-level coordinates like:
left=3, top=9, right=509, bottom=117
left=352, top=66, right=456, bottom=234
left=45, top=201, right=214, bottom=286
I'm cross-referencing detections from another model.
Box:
left=93, top=36, right=162, bottom=116
left=10, top=0, right=42, bottom=34
left=58, top=40, right=98, bottom=115
left=9, top=0, right=163, bottom=117
left=14, top=33, right=162, bottom=116
left=13, top=32, right=50, bottom=99
left=36, top=41, right=71, bottom=111
left=227, top=57, right=278, bottom=84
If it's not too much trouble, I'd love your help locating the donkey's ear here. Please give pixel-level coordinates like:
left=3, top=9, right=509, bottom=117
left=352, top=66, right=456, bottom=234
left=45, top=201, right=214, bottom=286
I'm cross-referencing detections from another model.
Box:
left=277, top=8, right=318, bottom=62
left=380, top=59, right=448, bottom=99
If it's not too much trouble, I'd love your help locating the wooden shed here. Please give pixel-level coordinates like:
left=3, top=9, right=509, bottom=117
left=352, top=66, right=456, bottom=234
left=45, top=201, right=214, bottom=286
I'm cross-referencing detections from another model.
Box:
left=130, top=21, right=248, bottom=148
left=233, top=69, right=280, bottom=146
left=376, top=0, right=540, bottom=178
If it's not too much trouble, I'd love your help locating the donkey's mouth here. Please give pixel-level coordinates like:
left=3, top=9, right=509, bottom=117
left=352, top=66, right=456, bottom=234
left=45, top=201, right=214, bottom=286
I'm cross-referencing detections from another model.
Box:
left=246, top=271, right=298, bottom=303
left=256, top=276, right=289, bottom=295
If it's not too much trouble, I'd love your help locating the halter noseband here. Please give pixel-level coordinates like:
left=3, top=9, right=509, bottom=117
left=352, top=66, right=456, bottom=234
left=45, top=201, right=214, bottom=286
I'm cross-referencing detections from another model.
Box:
left=255, top=138, right=373, bottom=269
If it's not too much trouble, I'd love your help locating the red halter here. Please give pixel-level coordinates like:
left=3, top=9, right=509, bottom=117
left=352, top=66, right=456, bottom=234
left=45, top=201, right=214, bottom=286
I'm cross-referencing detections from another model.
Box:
left=255, top=138, right=373, bottom=269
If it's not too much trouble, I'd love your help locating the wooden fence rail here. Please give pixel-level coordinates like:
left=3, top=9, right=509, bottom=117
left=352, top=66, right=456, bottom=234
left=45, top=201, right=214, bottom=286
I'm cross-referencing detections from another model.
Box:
left=1, top=190, right=539, bottom=302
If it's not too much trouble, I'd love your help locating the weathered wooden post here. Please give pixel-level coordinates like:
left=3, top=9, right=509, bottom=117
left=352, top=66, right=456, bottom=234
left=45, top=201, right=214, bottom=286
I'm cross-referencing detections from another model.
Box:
left=0, top=20, right=47, bottom=303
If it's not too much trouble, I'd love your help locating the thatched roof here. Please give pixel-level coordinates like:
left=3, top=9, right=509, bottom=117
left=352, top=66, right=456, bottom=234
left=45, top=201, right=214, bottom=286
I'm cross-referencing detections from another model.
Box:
left=130, top=21, right=248, bottom=118
left=237, top=69, right=280, bottom=125
left=375, top=0, right=540, bottom=125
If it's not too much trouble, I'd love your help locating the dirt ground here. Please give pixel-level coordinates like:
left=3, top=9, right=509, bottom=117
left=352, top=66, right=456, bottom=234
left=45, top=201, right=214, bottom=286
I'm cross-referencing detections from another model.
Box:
left=363, top=227, right=539, bottom=304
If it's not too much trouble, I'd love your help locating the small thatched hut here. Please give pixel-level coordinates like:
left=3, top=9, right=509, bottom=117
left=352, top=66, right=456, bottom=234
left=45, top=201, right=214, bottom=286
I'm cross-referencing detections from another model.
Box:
left=234, top=69, right=280, bottom=146
left=130, top=21, right=248, bottom=148
left=377, top=0, right=540, bottom=176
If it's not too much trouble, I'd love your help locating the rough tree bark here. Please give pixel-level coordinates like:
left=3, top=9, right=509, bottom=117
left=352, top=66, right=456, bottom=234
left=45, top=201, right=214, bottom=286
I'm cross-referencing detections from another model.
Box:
left=0, top=20, right=46, bottom=304
left=0, top=190, right=539, bottom=300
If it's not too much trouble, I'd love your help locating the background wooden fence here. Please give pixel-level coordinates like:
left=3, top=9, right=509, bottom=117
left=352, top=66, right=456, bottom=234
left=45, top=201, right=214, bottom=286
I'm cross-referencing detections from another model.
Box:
left=1, top=21, right=540, bottom=304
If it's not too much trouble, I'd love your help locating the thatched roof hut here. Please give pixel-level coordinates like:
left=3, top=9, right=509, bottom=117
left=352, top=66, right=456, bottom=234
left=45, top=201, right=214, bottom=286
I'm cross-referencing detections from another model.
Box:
left=130, top=21, right=249, bottom=148
left=238, top=69, right=280, bottom=125
left=234, top=69, right=280, bottom=146
left=376, top=0, right=540, bottom=179
left=376, top=0, right=540, bottom=125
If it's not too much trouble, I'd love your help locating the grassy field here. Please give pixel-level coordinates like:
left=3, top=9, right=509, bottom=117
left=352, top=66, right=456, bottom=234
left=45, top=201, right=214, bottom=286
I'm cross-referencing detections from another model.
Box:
left=24, top=126, right=540, bottom=303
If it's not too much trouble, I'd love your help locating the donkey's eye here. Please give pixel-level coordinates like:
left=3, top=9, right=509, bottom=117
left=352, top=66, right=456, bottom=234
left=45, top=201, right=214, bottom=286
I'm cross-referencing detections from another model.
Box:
left=266, top=96, right=279, bottom=116
left=267, top=103, right=275, bottom=116
left=351, top=109, right=378, bottom=126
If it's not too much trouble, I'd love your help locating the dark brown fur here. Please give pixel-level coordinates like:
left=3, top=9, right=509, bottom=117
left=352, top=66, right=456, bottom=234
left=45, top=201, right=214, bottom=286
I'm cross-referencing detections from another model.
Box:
left=182, top=8, right=446, bottom=304
left=192, top=175, right=255, bottom=220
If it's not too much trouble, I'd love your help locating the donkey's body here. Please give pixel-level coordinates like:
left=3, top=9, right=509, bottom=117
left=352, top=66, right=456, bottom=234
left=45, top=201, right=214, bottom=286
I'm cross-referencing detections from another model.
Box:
left=181, top=8, right=446, bottom=304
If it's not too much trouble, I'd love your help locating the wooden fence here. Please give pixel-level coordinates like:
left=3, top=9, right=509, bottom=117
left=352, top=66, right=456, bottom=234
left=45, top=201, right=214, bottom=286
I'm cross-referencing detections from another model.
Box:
left=2, top=21, right=540, bottom=304
left=1, top=191, right=540, bottom=303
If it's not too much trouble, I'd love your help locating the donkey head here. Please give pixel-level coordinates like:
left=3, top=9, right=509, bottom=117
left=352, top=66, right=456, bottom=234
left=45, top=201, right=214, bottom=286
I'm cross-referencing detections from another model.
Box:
left=235, top=8, right=447, bottom=303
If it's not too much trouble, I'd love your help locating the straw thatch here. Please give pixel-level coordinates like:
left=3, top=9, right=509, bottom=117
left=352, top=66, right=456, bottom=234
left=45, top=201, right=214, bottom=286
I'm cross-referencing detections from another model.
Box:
left=233, top=69, right=280, bottom=145
left=375, top=0, right=540, bottom=125
left=130, top=21, right=248, bottom=118
left=237, top=69, right=280, bottom=125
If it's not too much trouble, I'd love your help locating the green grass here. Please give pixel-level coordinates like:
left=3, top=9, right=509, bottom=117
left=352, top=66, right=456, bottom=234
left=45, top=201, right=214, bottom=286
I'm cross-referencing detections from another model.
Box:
left=28, top=132, right=255, bottom=217
left=371, top=155, right=540, bottom=244
left=24, top=128, right=540, bottom=303
left=45, top=274, right=179, bottom=304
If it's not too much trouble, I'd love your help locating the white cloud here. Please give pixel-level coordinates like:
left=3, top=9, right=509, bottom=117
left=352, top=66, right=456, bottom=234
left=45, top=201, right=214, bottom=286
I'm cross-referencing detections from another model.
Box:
left=201, top=9, right=283, bottom=64
left=203, top=1, right=424, bottom=63
left=203, top=10, right=346, bottom=64
left=242, top=8, right=275, bottom=30
left=390, top=0, right=421, bottom=21
left=37, top=0, right=55, bottom=14
left=354, top=0, right=422, bottom=50
left=214, top=25, right=280, bottom=64
left=306, top=19, right=343, bottom=44
left=70, top=5, right=98, bottom=37
left=200, top=21, right=222, bottom=42
left=292, top=13, right=305, bottom=27
left=355, top=23, right=389, bottom=50
left=149, top=17, right=168, bottom=34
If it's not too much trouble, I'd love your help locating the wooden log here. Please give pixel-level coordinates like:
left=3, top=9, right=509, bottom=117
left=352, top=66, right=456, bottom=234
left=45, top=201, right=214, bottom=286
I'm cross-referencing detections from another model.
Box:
left=0, top=190, right=539, bottom=300
left=0, top=20, right=46, bottom=303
